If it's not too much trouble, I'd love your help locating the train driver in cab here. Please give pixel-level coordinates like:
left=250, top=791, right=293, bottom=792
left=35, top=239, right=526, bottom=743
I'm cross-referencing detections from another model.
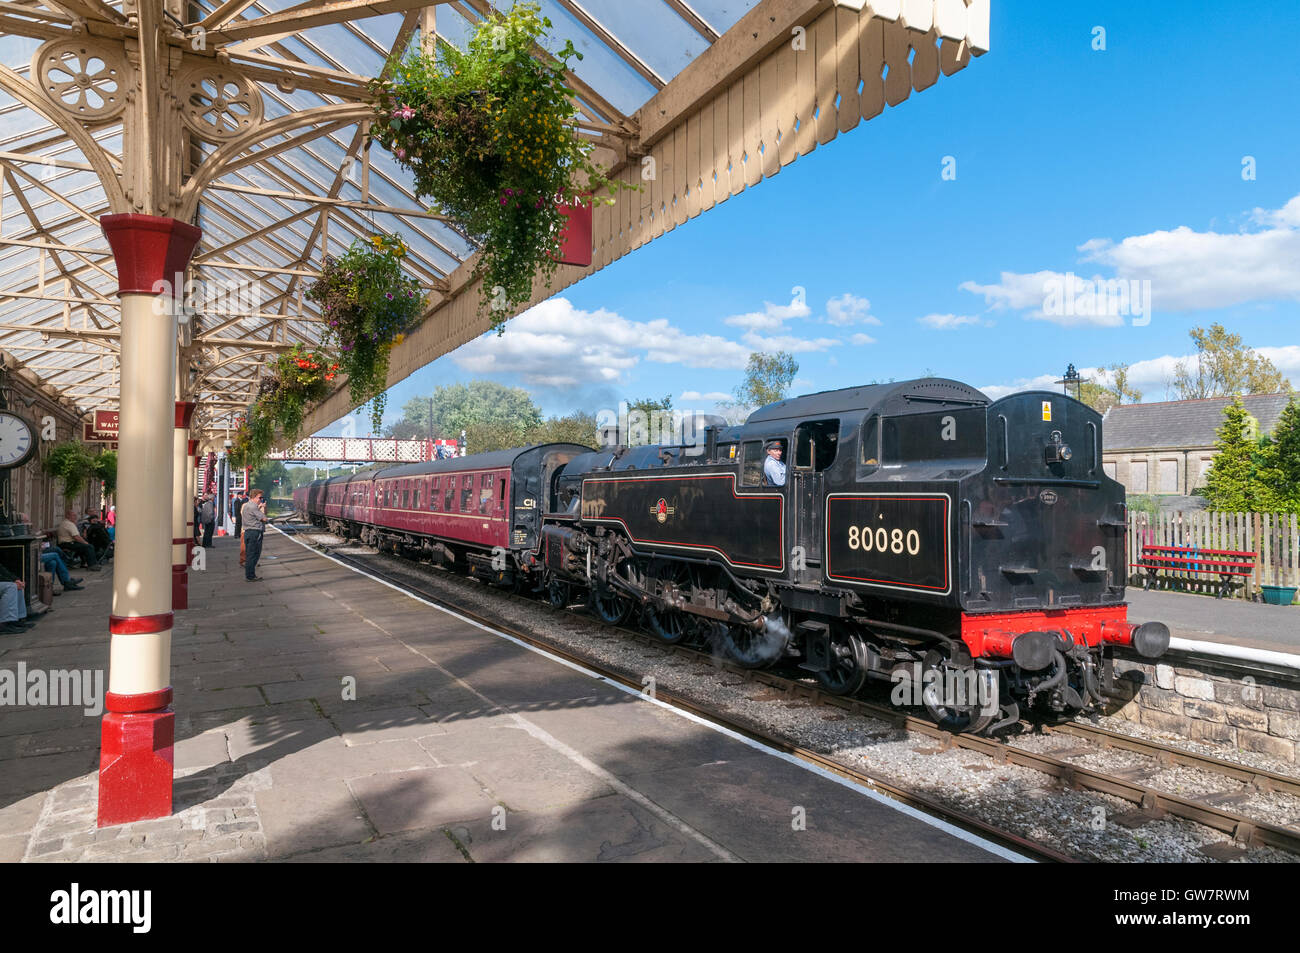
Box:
left=763, top=440, right=787, bottom=486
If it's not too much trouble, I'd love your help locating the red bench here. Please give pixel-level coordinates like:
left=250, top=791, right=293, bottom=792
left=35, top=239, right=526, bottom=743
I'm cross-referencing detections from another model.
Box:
left=1134, top=544, right=1257, bottom=599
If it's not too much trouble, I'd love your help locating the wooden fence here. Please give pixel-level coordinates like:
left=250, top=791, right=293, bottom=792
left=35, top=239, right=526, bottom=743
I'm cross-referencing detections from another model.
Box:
left=1126, top=510, right=1300, bottom=600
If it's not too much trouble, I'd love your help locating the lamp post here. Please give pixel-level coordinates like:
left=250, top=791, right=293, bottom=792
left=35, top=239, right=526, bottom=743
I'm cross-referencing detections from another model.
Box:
left=1056, top=364, right=1082, bottom=401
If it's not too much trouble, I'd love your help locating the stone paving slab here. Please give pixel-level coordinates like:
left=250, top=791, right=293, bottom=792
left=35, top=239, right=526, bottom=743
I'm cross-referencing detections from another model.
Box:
left=1128, top=589, right=1300, bottom=656
left=0, top=529, right=1007, bottom=863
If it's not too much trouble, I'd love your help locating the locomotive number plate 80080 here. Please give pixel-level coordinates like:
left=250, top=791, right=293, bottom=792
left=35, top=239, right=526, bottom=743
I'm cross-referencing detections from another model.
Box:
left=824, top=493, right=951, bottom=595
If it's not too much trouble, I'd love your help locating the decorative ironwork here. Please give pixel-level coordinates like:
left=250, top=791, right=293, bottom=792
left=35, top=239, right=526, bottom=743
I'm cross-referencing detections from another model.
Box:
left=33, top=38, right=128, bottom=121
left=177, top=67, right=263, bottom=142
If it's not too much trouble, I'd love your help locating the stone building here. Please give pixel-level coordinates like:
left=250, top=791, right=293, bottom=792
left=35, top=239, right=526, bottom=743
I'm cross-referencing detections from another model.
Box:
left=1101, top=393, right=1293, bottom=496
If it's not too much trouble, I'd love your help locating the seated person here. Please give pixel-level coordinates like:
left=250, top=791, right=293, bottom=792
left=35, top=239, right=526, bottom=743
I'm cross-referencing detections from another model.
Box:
left=762, top=440, right=787, bottom=487
left=56, top=508, right=100, bottom=571
left=85, top=515, right=112, bottom=561
left=40, top=542, right=83, bottom=591
left=0, top=564, right=32, bottom=634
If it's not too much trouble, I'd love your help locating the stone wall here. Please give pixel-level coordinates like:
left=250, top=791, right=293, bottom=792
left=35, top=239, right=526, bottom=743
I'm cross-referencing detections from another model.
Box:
left=1108, top=653, right=1299, bottom=763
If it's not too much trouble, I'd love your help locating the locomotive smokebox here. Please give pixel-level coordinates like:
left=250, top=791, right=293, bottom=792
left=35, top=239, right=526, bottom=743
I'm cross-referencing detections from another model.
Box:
left=1011, top=631, right=1057, bottom=671
left=1131, top=621, right=1171, bottom=659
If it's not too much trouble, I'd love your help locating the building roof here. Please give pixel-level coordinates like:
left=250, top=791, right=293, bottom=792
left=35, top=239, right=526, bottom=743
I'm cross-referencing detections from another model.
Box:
left=1102, top=393, right=1295, bottom=451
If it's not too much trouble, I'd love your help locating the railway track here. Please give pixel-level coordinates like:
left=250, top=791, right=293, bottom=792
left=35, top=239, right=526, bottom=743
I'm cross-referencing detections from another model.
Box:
left=284, top=525, right=1300, bottom=859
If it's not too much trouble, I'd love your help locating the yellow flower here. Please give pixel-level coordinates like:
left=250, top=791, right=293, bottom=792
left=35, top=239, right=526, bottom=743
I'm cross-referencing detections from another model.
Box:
left=393, top=333, right=406, bottom=345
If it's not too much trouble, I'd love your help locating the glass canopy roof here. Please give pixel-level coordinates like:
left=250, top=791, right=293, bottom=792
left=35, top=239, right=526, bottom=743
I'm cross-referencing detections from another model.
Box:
left=0, top=0, right=760, bottom=436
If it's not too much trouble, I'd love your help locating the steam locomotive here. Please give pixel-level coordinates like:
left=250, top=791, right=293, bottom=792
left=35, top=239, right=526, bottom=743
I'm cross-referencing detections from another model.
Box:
left=296, top=378, right=1169, bottom=734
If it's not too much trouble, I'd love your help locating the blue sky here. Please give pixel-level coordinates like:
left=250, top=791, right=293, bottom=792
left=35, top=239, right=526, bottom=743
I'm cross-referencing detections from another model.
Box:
left=326, top=0, right=1300, bottom=436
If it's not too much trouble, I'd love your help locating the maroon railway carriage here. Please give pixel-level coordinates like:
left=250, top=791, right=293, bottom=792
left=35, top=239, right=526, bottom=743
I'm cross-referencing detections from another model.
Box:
left=300, top=443, right=591, bottom=582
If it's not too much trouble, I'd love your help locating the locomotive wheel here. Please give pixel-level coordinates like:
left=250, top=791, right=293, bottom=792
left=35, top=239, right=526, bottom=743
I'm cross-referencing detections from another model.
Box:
left=815, top=630, right=870, bottom=696
left=920, top=648, right=997, bottom=735
left=644, top=562, right=690, bottom=644
left=644, top=604, right=689, bottom=644
left=590, top=585, right=634, bottom=625
left=716, top=617, right=788, bottom=670
left=546, top=579, right=571, bottom=609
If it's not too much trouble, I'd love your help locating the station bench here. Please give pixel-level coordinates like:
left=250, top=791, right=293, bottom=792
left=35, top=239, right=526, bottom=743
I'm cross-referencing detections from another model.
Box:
left=1133, top=544, right=1257, bottom=599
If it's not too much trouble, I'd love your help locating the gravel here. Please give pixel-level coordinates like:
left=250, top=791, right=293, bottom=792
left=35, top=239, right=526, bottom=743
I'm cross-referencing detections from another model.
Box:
left=287, top=525, right=1298, bottom=863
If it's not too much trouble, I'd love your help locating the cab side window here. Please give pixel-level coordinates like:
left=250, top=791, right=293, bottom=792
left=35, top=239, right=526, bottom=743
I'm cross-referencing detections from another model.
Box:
left=860, top=415, right=880, bottom=474
left=741, top=441, right=764, bottom=486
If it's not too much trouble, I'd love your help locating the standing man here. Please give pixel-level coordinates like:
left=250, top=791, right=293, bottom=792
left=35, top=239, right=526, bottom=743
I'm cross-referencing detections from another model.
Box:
left=232, top=489, right=248, bottom=538
left=200, top=492, right=216, bottom=548
left=241, top=489, right=267, bottom=582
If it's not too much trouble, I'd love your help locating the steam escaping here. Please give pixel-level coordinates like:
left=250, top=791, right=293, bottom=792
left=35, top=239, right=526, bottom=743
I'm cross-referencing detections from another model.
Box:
left=714, top=613, right=792, bottom=666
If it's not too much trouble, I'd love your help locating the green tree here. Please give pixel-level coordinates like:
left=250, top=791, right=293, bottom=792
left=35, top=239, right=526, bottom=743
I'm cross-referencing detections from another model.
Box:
left=1173, top=324, right=1287, bottom=399
left=250, top=460, right=290, bottom=498
left=627, top=395, right=672, bottom=417
left=1255, top=398, right=1300, bottom=513
left=1203, top=399, right=1259, bottom=511
left=528, top=411, right=598, bottom=448
left=733, top=351, right=799, bottom=409
left=1078, top=362, right=1143, bottom=414
left=384, top=380, right=543, bottom=442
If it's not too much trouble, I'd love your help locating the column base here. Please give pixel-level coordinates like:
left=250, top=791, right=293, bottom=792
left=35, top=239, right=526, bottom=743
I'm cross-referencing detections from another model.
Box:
left=97, top=708, right=175, bottom=828
left=171, top=564, right=188, bottom=610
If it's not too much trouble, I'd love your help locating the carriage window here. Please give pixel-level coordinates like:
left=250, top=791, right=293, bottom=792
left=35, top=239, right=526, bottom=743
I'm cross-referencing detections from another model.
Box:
left=413, top=483, right=421, bottom=509
left=741, top=441, right=765, bottom=486
left=479, top=474, right=492, bottom=515
left=430, top=477, right=439, bottom=510
left=881, top=408, right=985, bottom=463
left=499, top=475, right=507, bottom=505
left=793, top=419, right=839, bottom=471
left=460, top=476, right=473, bottom=511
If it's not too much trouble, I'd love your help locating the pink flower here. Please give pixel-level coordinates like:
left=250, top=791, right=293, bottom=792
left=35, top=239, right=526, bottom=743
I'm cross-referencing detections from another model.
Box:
left=395, top=147, right=406, bottom=160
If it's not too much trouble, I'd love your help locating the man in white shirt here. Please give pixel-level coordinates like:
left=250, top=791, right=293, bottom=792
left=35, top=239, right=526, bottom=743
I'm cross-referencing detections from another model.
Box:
left=763, top=441, right=787, bottom=487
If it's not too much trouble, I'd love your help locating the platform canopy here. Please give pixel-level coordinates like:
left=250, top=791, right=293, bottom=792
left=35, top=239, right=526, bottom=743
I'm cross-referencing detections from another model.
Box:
left=0, top=0, right=990, bottom=445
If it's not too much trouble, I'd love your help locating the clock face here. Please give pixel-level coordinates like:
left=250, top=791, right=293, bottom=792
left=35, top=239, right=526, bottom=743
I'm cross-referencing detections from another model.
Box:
left=0, top=413, right=35, bottom=468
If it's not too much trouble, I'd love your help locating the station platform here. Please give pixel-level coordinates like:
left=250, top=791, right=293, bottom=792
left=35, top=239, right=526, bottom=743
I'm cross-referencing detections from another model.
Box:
left=1127, top=590, right=1300, bottom=659
left=0, top=530, right=1008, bottom=863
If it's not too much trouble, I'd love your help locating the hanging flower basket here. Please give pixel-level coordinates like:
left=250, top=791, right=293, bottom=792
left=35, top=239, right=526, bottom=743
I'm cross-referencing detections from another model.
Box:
left=370, top=1, right=633, bottom=327
left=306, top=236, right=423, bottom=432
left=258, top=344, right=340, bottom=443
left=228, top=411, right=275, bottom=471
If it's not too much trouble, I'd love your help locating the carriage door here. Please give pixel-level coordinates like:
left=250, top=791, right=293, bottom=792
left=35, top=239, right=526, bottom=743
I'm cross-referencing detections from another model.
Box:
left=792, top=419, right=840, bottom=580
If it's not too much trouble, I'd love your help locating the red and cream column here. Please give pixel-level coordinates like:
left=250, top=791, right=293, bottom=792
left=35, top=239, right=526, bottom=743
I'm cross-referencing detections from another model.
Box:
left=97, top=213, right=201, bottom=827
left=173, top=401, right=196, bottom=610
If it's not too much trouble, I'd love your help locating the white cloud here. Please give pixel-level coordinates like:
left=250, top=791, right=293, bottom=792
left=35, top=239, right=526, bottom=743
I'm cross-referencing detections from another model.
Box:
left=740, top=331, right=840, bottom=353
left=825, top=293, right=880, bottom=326
left=979, top=344, right=1300, bottom=404
left=681, top=390, right=731, bottom=401
left=723, top=298, right=812, bottom=331
left=917, top=313, right=987, bottom=329
left=962, top=192, right=1300, bottom=321
left=452, top=297, right=752, bottom=390
left=1253, top=194, right=1300, bottom=228
left=849, top=333, right=876, bottom=345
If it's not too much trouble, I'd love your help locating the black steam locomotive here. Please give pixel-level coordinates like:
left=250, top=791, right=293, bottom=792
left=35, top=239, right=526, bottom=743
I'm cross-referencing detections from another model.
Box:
left=299, top=378, right=1169, bottom=734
